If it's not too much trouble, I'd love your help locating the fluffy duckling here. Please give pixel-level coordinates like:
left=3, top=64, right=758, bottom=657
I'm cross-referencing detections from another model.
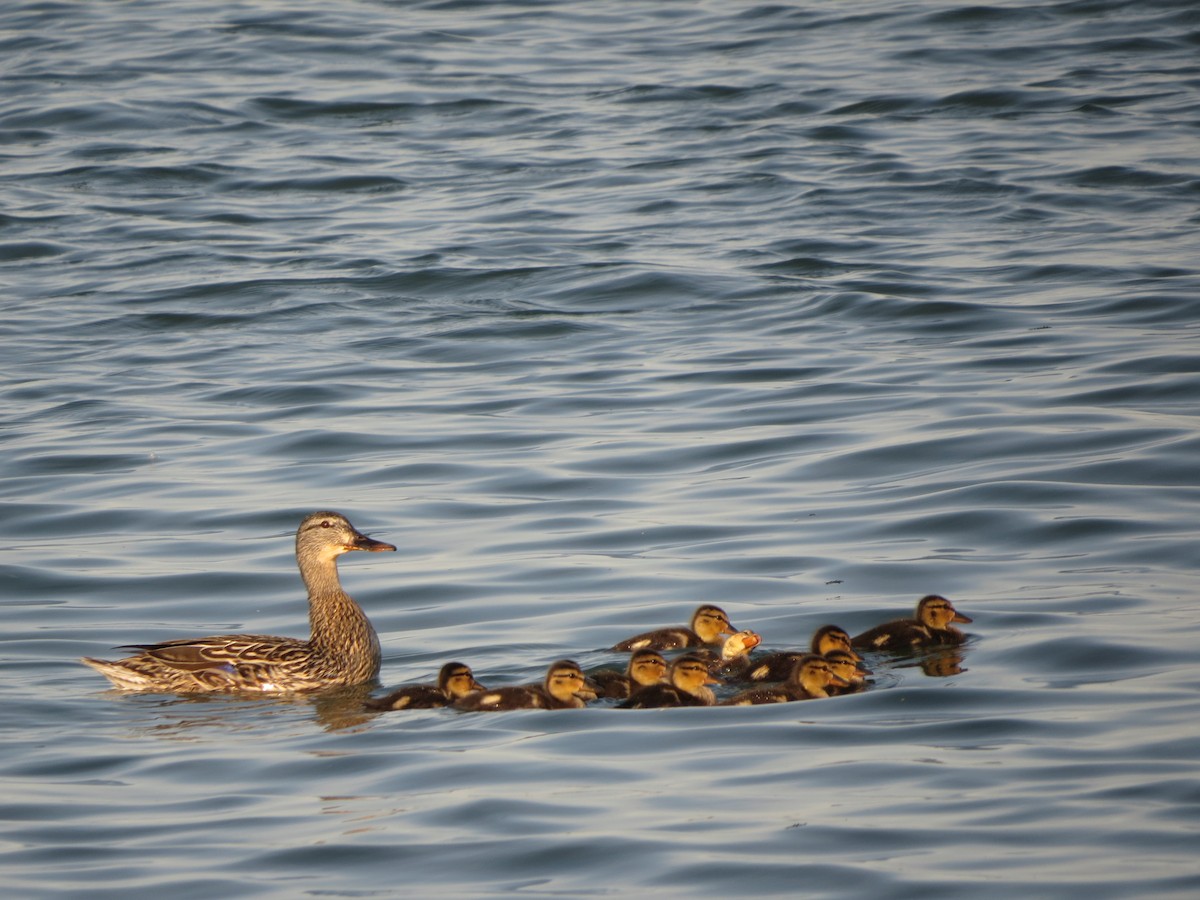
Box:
left=851, top=595, right=972, bottom=651
left=824, top=649, right=870, bottom=696
left=701, top=630, right=763, bottom=679
left=365, top=662, right=484, bottom=711
left=611, top=604, right=735, bottom=651
left=742, top=624, right=859, bottom=683
left=454, top=660, right=595, bottom=712
left=619, top=654, right=719, bottom=708
left=723, top=654, right=848, bottom=706
left=590, top=649, right=669, bottom=700
left=80, top=511, right=395, bottom=693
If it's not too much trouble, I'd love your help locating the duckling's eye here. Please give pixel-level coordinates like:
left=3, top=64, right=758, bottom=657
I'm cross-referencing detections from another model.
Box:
left=320, top=520, right=332, bottom=529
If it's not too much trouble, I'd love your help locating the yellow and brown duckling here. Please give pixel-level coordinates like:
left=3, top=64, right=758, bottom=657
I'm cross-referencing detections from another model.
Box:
left=590, top=649, right=669, bottom=700
left=618, top=653, right=719, bottom=708
left=701, top=630, right=763, bottom=679
left=824, top=649, right=870, bottom=696
left=742, top=624, right=859, bottom=683
left=365, top=662, right=485, bottom=711
left=454, top=659, right=595, bottom=711
left=611, top=604, right=735, bottom=652
left=723, top=654, right=848, bottom=706
left=80, top=511, right=395, bottom=693
left=851, top=595, right=972, bottom=651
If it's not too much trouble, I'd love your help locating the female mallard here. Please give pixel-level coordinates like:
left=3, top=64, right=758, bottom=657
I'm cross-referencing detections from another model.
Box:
left=80, top=511, right=395, bottom=693
left=454, top=660, right=595, bottom=711
left=851, top=595, right=972, bottom=651
left=365, top=662, right=484, bottom=711
left=611, top=604, right=735, bottom=652
left=742, top=624, right=858, bottom=683
left=723, top=654, right=848, bottom=706
left=618, top=654, right=719, bottom=708
left=590, top=649, right=669, bottom=700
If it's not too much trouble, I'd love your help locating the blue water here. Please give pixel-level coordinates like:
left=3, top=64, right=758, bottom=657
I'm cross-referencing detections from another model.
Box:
left=2, top=0, right=1199, bottom=896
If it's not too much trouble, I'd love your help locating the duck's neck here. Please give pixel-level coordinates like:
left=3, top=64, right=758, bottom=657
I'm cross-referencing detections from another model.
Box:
left=302, top=557, right=381, bottom=680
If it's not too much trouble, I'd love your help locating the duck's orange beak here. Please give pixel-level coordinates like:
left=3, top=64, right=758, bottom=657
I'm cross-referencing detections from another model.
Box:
left=951, top=610, right=972, bottom=624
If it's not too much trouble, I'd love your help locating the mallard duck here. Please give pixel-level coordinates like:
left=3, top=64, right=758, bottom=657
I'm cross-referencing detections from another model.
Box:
left=618, top=654, right=719, bottom=708
left=80, top=511, right=395, bottom=693
left=590, top=649, right=669, bottom=700
left=723, top=654, right=848, bottom=705
left=851, top=595, right=972, bottom=651
left=698, top=630, right=762, bottom=679
left=824, top=649, right=870, bottom=696
left=454, top=660, right=595, bottom=711
left=611, top=604, right=735, bottom=651
left=742, top=624, right=858, bottom=683
left=365, top=662, right=484, bottom=711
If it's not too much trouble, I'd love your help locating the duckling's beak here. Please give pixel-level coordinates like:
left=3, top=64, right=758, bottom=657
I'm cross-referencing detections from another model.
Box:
left=951, top=610, right=972, bottom=624
left=469, top=678, right=486, bottom=692
left=704, top=672, right=721, bottom=686
left=743, top=632, right=762, bottom=650
left=351, top=532, right=397, bottom=553
left=828, top=671, right=850, bottom=686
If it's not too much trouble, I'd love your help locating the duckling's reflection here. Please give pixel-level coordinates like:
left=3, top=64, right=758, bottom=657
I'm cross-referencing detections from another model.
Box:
left=886, top=647, right=968, bottom=678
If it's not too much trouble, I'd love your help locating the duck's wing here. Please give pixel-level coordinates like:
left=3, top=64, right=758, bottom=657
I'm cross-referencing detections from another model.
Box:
left=611, top=627, right=699, bottom=652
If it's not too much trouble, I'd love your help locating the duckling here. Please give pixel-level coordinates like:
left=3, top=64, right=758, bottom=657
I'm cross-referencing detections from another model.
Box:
left=590, top=649, right=669, bottom=700
left=365, top=662, right=484, bottom=711
left=619, top=654, right=719, bottom=708
left=824, top=649, right=871, bottom=696
left=697, top=630, right=762, bottom=679
left=454, top=660, right=595, bottom=711
left=851, top=595, right=972, bottom=651
left=742, top=624, right=859, bottom=683
left=723, top=654, right=848, bottom=705
left=611, top=604, right=735, bottom=652
left=80, top=511, right=395, bottom=693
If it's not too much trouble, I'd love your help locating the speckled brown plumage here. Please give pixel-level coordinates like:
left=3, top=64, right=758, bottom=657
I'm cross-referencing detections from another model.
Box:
left=80, top=511, right=395, bottom=693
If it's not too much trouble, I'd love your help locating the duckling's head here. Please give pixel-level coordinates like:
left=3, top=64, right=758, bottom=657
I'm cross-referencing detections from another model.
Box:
left=297, top=511, right=396, bottom=563
left=791, top=653, right=849, bottom=696
left=811, top=624, right=858, bottom=660
left=544, top=660, right=595, bottom=704
left=916, top=595, right=972, bottom=629
left=670, top=653, right=720, bottom=698
left=691, top=605, right=735, bottom=643
left=720, top=630, right=762, bottom=661
left=824, top=649, right=870, bottom=685
left=627, top=649, right=668, bottom=687
left=438, top=662, right=484, bottom=699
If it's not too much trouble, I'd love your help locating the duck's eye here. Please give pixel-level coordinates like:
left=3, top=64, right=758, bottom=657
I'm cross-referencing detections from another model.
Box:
left=320, top=520, right=332, bottom=529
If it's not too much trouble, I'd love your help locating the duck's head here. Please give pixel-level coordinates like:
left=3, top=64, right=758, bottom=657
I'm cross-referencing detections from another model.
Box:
left=670, top=653, right=720, bottom=697
left=824, top=649, right=870, bottom=685
left=297, top=511, right=396, bottom=562
left=811, top=624, right=859, bottom=660
left=792, top=653, right=849, bottom=695
left=439, top=662, right=485, bottom=699
left=720, top=630, right=762, bottom=661
left=544, top=660, right=595, bottom=704
left=691, top=605, right=736, bottom=643
left=627, top=649, right=668, bottom=687
left=916, top=595, right=972, bottom=629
